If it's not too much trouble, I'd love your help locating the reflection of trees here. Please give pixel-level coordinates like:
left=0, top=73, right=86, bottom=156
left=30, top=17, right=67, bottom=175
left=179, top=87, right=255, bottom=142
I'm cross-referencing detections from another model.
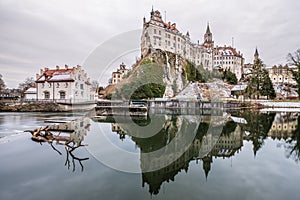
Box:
left=239, top=111, right=275, bottom=156
left=286, top=116, right=300, bottom=162
left=25, top=118, right=90, bottom=171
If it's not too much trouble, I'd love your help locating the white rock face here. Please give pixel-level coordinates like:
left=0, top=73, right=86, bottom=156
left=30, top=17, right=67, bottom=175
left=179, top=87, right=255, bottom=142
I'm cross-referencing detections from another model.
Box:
left=163, top=52, right=174, bottom=97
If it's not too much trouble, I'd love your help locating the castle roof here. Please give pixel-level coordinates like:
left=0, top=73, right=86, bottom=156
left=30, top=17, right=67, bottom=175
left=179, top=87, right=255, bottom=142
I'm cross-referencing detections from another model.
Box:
left=254, top=48, right=259, bottom=57
left=216, top=46, right=242, bottom=57
left=206, top=23, right=211, bottom=34
left=164, top=22, right=179, bottom=33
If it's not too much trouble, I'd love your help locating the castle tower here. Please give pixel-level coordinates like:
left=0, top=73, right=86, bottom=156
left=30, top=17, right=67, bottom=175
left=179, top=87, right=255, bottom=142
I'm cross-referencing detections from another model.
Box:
left=203, top=23, right=214, bottom=48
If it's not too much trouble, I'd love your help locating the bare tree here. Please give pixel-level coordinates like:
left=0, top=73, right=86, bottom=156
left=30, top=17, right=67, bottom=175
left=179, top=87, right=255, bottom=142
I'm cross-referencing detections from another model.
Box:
left=287, top=49, right=300, bottom=98
left=0, top=74, right=6, bottom=95
left=18, top=77, right=35, bottom=99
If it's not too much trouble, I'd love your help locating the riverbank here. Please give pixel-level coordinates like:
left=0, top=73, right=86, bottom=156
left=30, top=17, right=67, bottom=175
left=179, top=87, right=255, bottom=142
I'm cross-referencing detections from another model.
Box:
left=0, top=101, right=63, bottom=112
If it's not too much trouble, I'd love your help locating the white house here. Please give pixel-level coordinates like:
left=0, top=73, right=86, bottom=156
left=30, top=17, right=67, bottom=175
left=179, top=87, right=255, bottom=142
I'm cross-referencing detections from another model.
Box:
left=24, top=87, right=37, bottom=100
left=35, top=65, right=93, bottom=103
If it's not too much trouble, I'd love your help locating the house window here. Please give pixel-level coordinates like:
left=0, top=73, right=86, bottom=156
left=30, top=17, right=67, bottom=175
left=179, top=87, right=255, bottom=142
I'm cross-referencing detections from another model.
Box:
left=44, top=91, right=50, bottom=99
left=48, top=83, right=51, bottom=88
left=41, top=83, right=45, bottom=88
left=158, top=30, right=161, bottom=35
left=80, top=84, right=84, bottom=90
left=56, top=83, right=60, bottom=88
left=65, top=83, right=68, bottom=88
left=59, top=91, right=66, bottom=99
left=154, top=29, right=156, bottom=34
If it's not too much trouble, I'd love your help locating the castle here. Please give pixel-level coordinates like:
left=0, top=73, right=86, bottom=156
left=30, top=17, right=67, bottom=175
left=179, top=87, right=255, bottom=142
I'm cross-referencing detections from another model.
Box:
left=141, top=8, right=244, bottom=80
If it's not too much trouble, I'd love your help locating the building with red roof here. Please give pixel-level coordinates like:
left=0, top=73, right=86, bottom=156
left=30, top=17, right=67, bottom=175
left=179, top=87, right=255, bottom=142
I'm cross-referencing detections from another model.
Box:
left=35, top=65, right=93, bottom=103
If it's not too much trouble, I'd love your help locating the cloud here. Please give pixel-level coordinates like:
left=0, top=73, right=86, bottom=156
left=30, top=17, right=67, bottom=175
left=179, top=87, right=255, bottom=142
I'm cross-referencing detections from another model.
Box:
left=0, top=0, right=300, bottom=88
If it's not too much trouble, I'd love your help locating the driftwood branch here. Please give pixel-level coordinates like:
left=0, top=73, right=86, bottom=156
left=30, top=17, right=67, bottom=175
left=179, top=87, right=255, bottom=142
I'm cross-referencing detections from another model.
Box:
left=25, top=126, right=89, bottom=171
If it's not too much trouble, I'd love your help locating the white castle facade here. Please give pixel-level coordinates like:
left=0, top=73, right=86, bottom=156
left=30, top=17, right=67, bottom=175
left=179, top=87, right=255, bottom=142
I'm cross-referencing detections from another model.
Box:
left=141, top=8, right=244, bottom=80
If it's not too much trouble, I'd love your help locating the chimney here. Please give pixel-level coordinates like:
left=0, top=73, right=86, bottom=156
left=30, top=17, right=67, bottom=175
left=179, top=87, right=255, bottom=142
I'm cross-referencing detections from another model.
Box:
left=172, top=23, right=176, bottom=28
left=40, top=69, right=43, bottom=74
left=65, top=64, right=68, bottom=69
left=36, top=73, right=39, bottom=79
left=77, top=65, right=81, bottom=69
left=56, top=65, right=59, bottom=70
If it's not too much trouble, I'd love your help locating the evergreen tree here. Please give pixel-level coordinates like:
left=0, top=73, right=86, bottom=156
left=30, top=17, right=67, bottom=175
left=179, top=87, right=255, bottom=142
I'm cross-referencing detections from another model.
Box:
left=287, top=49, right=300, bottom=99
left=222, top=69, right=238, bottom=84
left=260, top=69, right=276, bottom=99
left=246, top=58, right=264, bottom=99
left=246, top=58, right=275, bottom=99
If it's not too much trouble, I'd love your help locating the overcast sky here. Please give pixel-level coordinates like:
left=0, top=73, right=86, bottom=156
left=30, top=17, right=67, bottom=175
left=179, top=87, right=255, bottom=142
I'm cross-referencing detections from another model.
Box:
left=1, top=0, right=300, bottom=88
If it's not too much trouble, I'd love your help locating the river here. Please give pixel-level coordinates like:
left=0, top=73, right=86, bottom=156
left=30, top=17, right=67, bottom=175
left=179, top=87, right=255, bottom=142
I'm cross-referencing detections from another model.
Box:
left=0, top=110, right=299, bottom=200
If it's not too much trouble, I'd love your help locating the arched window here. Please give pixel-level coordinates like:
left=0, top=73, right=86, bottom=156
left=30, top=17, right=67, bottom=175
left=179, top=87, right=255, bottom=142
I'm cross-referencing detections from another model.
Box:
left=44, top=91, right=50, bottom=99
left=59, top=91, right=66, bottom=99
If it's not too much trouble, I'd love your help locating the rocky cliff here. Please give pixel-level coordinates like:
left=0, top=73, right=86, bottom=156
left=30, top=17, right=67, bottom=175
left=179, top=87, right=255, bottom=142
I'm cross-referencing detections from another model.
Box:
left=109, top=49, right=190, bottom=100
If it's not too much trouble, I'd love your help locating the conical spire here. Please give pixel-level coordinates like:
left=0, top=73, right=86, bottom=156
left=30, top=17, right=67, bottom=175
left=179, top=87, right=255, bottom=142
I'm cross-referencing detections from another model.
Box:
left=206, top=22, right=211, bottom=34
left=150, top=6, right=154, bottom=16
left=254, top=47, right=259, bottom=57
left=254, top=47, right=259, bottom=62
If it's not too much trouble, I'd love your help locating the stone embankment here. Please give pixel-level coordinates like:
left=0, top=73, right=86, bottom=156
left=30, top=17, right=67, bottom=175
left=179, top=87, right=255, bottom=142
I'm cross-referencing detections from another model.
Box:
left=0, top=101, right=62, bottom=112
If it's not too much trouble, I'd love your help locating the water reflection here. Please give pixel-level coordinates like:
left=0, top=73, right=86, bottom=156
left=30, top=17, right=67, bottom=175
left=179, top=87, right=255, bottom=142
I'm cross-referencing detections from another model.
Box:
left=98, top=111, right=299, bottom=195
left=23, top=111, right=300, bottom=196
left=25, top=117, right=90, bottom=171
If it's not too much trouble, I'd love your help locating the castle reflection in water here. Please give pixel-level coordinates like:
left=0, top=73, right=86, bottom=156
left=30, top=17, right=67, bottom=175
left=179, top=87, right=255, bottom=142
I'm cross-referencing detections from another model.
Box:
left=41, top=111, right=299, bottom=195
left=110, top=111, right=299, bottom=195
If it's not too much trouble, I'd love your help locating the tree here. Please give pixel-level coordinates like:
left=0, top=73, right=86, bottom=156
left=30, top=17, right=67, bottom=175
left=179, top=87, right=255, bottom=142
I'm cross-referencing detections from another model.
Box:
left=18, top=77, right=35, bottom=98
left=260, top=69, right=276, bottom=99
left=0, top=74, right=5, bottom=95
left=246, top=58, right=275, bottom=99
left=18, top=77, right=35, bottom=92
left=222, top=69, right=238, bottom=84
left=246, top=58, right=264, bottom=99
left=90, top=80, right=99, bottom=92
left=287, top=49, right=300, bottom=98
